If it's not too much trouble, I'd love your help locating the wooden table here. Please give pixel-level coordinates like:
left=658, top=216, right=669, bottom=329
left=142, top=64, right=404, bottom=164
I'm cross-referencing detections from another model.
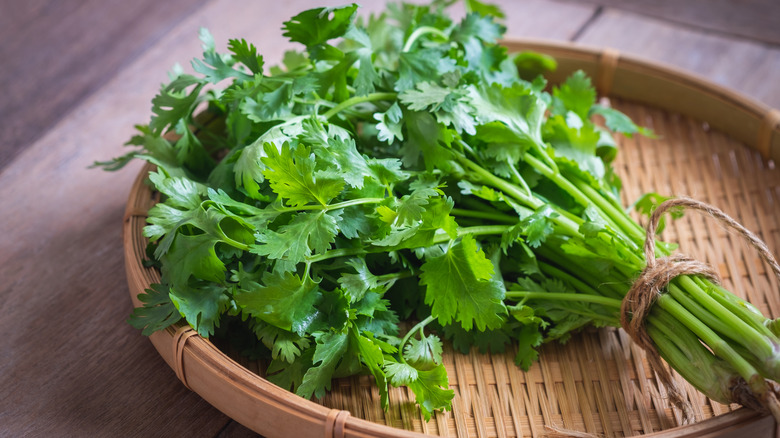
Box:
left=1, top=1, right=778, bottom=436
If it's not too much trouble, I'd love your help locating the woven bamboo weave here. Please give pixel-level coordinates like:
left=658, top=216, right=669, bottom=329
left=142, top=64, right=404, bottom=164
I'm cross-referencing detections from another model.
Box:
left=123, top=40, right=780, bottom=437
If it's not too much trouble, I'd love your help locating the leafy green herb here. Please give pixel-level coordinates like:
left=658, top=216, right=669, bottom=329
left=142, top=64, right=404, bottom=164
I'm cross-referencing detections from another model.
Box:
left=100, top=0, right=780, bottom=421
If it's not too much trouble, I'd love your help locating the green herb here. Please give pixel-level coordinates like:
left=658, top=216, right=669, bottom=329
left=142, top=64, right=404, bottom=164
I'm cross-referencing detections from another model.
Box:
left=102, top=0, right=780, bottom=420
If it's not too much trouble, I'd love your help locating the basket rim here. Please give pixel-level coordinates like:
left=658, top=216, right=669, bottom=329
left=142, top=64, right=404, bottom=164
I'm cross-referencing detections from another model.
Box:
left=123, top=38, right=779, bottom=438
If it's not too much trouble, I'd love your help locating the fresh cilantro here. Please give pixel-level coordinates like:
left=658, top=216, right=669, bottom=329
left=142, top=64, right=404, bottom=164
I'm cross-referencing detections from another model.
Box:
left=127, top=284, right=182, bottom=336
left=234, top=270, right=321, bottom=336
left=420, top=235, right=507, bottom=331
left=104, top=0, right=684, bottom=422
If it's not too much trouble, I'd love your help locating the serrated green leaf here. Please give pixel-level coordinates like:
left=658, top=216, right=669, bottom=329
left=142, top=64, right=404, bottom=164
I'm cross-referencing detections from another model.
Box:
left=127, top=283, right=182, bottom=336
left=252, top=210, right=341, bottom=264
left=235, top=270, right=321, bottom=336
left=420, top=234, right=507, bottom=331
left=228, top=38, right=264, bottom=75
left=149, top=74, right=205, bottom=135
left=297, top=331, right=350, bottom=399
left=552, top=70, right=595, bottom=120
left=374, top=102, right=404, bottom=144
left=407, top=364, right=454, bottom=421
left=384, top=360, right=418, bottom=387
left=161, top=232, right=226, bottom=287
left=403, top=334, right=443, bottom=371
left=520, top=205, right=557, bottom=248
left=283, top=4, right=358, bottom=48
left=169, top=282, right=230, bottom=337
left=254, top=322, right=312, bottom=363
left=261, top=142, right=344, bottom=207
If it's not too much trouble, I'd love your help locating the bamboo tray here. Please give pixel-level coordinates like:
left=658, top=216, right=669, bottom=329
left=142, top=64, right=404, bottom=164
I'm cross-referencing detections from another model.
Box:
left=123, top=39, right=780, bottom=437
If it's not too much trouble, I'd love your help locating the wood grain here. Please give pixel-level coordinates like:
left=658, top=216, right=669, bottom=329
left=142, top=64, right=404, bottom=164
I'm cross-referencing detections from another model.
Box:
left=0, top=0, right=210, bottom=171
left=0, top=0, right=778, bottom=437
left=557, top=0, right=780, bottom=45
left=576, top=8, right=780, bottom=109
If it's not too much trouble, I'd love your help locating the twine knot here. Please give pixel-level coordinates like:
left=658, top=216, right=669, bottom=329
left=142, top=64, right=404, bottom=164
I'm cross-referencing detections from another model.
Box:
left=620, top=196, right=780, bottom=423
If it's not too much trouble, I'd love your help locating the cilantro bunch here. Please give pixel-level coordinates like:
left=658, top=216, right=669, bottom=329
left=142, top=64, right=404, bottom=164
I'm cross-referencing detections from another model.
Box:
left=101, top=0, right=780, bottom=420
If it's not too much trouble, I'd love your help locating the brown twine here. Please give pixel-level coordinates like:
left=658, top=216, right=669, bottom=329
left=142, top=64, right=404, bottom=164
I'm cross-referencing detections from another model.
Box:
left=620, top=196, right=780, bottom=423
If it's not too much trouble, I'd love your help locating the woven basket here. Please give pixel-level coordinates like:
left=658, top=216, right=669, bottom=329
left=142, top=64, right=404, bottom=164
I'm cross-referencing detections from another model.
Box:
left=123, top=39, right=780, bottom=437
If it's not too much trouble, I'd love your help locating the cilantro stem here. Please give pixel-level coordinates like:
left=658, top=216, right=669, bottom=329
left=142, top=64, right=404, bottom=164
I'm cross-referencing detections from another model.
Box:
left=537, top=262, right=616, bottom=299
left=306, top=247, right=365, bottom=264
left=279, top=197, right=384, bottom=213
left=453, top=225, right=511, bottom=239
left=450, top=208, right=518, bottom=224
left=456, top=154, right=582, bottom=237
left=322, top=92, right=397, bottom=120
left=398, top=315, right=436, bottom=364
left=401, top=26, right=448, bottom=53
left=571, top=176, right=645, bottom=245
left=674, top=276, right=775, bottom=359
left=655, top=293, right=760, bottom=382
left=505, top=291, right=622, bottom=308
left=507, top=161, right=533, bottom=198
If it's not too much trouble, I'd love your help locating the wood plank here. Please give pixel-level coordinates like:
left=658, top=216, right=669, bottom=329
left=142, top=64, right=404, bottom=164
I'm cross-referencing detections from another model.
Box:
left=575, top=8, right=780, bottom=109
left=0, top=1, right=595, bottom=437
left=0, top=0, right=210, bottom=171
left=556, top=0, right=780, bottom=45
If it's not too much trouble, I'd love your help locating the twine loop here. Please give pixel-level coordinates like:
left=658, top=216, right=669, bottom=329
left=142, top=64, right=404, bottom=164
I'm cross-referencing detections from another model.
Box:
left=620, top=196, right=780, bottom=421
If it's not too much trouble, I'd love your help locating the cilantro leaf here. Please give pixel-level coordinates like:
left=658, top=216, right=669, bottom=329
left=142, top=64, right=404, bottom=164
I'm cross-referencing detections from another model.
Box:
left=551, top=70, right=596, bottom=120
left=227, top=38, right=264, bottom=75
left=234, top=270, right=321, bottom=336
left=160, top=232, right=227, bottom=287
left=254, top=323, right=312, bottom=363
left=169, top=282, right=230, bottom=337
left=520, top=205, right=558, bottom=248
left=297, top=331, right=350, bottom=399
left=283, top=4, right=358, bottom=48
left=407, top=364, right=454, bottom=421
left=353, top=328, right=390, bottom=409
left=149, top=74, right=205, bottom=135
left=403, top=334, right=443, bottom=370
left=127, top=283, right=182, bottom=336
left=261, top=142, right=345, bottom=207
left=420, top=234, right=507, bottom=331
left=384, top=360, right=418, bottom=387
left=252, top=210, right=341, bottom=265
left=374, top=102, right=405, bottom=144
left=267, top=348, right=314, bottom=393
left=514, top=324, right=544, bottom=371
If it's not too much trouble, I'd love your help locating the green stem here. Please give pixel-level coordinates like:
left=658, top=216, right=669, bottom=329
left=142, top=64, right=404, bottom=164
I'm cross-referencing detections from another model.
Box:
left=279, top=197, right=384, bottom=213
left=675, top=275, right=775, bottom=359
left=450, top=208, right=518, bottom=224
left=322, top=92, right=397, bottom=120
left=402, top=26, right=448, bottom=52
left=535, top=244, right=628, bottom=299
left=306, top=247, right=365, bottom=264
left=523, top=154, right=630, bottom=237
left=696, top=276, right=777, bottom=338
left=571, top=176, right=645, bottom=245
left=452, top=225, right=511, bottom=239
left=507, top=161, right=532, bottom=198
left=646, top=310, right=734, bottom=403
left=656, top=293, right=761, bottom=383
left=456, top=155, right=582, bottom=237
left=505, top=291, right=622, bottom=308
left=537, top=262, right=614, bottom=298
